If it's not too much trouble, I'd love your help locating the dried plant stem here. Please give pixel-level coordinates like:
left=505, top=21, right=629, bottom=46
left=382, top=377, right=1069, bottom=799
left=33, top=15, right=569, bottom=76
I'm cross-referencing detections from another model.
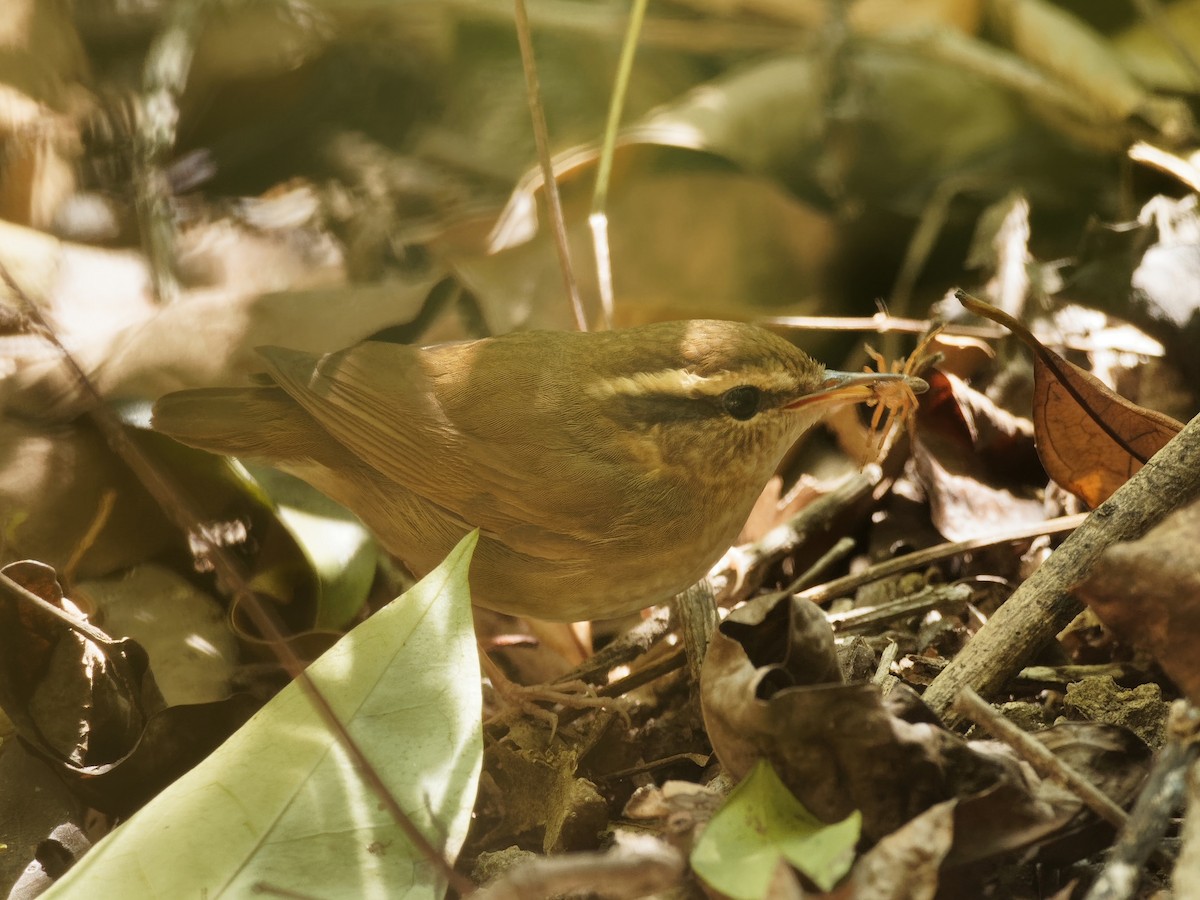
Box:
left=716, top=470, right=881, bottom=606
left=137, top=0, right=208, bottom=304
left=786, top=536, right=855, bottom=593
left=873, top=641, right=900, bottom=687
left=512, top=0, right=588, bottom=331
left=558, top=606, right=673, bottom=686
left=764, top=313, right=1003, bottom=337
left=828, top=583, right=974, bottom=633
left=954, top=686, right=1128, bottom=829
left=673, top=577, right=718, bottom=686
left=796, top=513, right=1087, bottom=607
left=764, top=314, right=1164, bottom=357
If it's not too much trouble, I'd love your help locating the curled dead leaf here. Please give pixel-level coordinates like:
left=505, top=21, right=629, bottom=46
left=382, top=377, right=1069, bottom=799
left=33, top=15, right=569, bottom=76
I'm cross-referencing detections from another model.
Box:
left=700, top=592, right=967, bottom=840
left=957, top=290, right=1183, bottom=508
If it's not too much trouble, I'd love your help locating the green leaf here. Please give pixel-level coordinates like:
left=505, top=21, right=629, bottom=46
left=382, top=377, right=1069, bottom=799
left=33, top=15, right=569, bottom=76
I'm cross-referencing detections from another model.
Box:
left=244, top=463, right=378, bottom=629
left=692, top=759, right=860, bottom=899
left=45, top=531, right=483, bottom=899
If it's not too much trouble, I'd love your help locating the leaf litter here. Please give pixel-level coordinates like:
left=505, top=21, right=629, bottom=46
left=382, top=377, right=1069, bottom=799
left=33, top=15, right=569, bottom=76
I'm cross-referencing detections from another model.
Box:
left=2, top=3, right=1200, bottom=898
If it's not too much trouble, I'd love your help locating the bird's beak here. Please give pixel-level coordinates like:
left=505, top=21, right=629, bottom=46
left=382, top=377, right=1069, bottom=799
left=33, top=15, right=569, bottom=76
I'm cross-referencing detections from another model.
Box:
left=784, top=371, right=929, bottom=411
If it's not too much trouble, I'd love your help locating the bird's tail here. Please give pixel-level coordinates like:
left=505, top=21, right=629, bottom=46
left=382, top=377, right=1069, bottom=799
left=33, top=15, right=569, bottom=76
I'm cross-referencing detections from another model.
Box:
left=153, top=386, right=333, bottom=463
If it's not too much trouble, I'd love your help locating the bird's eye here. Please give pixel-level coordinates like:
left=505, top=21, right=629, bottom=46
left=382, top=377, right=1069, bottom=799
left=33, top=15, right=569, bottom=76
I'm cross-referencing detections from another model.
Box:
left=722, top=385, right=761, bottom=421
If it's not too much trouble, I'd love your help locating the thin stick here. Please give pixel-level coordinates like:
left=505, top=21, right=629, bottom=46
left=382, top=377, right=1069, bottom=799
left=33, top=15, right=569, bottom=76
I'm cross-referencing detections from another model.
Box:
left=955, top=686, right=1128, bottom=829
left=873, top=640, right=900, bottom=689
left=796, top=514, right=1086, bottom=606
left=674, top=577, right=718, bottom=686
left=827, top=583, right=974, bottom=633
left=1, top=569, right=126, bottom=648
left=513, top=0, right=588, bottom=331
left=761, top=314, right=1164, bottom=357
left=761, top=313, right=995, bottom=335
left=785, top=536, right=856, bottom=594
left=716, top=471, right=880, bottom=605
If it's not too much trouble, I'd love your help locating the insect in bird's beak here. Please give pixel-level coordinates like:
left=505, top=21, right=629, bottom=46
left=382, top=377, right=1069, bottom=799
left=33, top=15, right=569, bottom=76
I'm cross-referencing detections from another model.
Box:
left=785, top=372, right=929, bottom=410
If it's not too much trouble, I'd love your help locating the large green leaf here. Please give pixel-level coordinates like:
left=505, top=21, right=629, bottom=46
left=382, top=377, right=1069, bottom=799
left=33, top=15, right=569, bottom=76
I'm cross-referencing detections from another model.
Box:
left=46, top=531, right=483, bottom=899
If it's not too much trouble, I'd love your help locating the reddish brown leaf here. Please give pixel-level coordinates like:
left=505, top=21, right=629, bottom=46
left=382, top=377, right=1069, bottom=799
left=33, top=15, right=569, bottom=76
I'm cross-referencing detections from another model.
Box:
left=957, top=291, right=1183, bottom=508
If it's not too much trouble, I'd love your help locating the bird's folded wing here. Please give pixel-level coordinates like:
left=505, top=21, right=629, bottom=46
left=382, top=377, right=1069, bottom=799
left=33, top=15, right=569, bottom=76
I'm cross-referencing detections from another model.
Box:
left=258, top=342, right=627, bottom=560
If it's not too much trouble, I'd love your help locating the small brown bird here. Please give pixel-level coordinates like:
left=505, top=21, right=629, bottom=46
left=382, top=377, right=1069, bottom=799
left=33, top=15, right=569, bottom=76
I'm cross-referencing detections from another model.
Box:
left=153, top=320, right=924, bottom=621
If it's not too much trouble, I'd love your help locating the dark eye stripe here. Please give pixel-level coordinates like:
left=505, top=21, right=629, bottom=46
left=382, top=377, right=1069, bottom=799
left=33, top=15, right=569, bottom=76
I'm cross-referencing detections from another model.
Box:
left=603, top=385, right=789, bottom=427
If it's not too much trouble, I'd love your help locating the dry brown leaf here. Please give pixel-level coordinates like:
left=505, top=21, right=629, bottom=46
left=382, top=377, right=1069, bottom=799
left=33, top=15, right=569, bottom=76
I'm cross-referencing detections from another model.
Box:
left=1073, top=501, right=1200, bottom=705
left=700, top=592, right=971, bottom=840
left=848, top=799, right=955, bottom=900
left=926, top=331, right=995, bottom=380
left=912, top=368, right=1044, bottom=541
left=958, top=291, right=1183, bottom=508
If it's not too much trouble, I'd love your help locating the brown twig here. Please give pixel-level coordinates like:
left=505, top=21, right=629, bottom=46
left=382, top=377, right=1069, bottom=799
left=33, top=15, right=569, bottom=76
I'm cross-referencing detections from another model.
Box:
left=763, top=314, right=1165, bottom=357
left=1, top=568, right=123, bottom=648
left=827, top=583, right=974, bottom=633
left=673, top=577, right=717, bottom=686
left=796, top=514, right=1086, bottom=607
left=555, top=606, right=673, bottom=687
left=954, top=686, right=1128, bottom=830
left=714, top=470, right=881, bottom=605
left=512, top=0, right=588, bottom=331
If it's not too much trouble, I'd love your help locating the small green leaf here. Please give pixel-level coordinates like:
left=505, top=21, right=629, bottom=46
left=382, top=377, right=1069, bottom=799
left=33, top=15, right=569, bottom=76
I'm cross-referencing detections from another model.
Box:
left=45, top=531, right=483, bottom=899
left=692, top=759, right=860, bottom=899
left=245, top=463, right=377, bottom=629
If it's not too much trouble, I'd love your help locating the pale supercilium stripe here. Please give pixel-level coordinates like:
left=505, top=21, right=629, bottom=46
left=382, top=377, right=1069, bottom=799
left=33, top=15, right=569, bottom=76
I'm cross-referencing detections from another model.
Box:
left=587, top=368, right=798, bottom=400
